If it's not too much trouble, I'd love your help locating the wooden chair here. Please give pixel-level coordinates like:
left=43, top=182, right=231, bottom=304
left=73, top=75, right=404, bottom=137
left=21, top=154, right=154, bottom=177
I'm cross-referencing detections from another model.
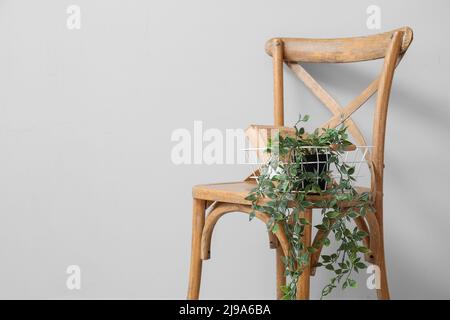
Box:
left=187, top=27, right=413, bottom=300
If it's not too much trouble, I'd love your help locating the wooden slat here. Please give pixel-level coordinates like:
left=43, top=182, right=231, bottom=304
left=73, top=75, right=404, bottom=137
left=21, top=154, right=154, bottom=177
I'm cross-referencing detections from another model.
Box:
left=288, top=63, right=370, bottom=150
left=288, top=63, right=342, bottom=113
left=322, top=55, right=404, bottom=130
left=266, top=27, right=413, bottom=63
left=322, top=77, right=380, bottom=129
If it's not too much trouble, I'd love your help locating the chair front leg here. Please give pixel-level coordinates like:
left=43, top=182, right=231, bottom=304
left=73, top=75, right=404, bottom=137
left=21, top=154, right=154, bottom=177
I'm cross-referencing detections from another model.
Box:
left=276, top=246, right=286, bottom=299
left=187, top=198, right=206, bottom=299
left=297, top=208, right=312, bottom=300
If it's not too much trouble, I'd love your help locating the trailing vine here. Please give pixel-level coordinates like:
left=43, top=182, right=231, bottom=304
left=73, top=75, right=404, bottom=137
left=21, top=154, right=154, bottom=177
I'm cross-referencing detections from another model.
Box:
left=245, top=115, right=374, bottom=299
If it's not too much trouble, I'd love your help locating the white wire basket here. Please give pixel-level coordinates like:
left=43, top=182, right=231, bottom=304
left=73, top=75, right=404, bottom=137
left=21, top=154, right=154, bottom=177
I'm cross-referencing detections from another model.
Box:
left=243, top=145, right=373, bottom=191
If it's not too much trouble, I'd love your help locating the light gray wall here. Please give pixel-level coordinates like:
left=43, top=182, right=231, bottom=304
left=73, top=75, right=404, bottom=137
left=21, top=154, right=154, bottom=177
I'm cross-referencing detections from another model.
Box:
left=0, top=0, right=448, bottom=299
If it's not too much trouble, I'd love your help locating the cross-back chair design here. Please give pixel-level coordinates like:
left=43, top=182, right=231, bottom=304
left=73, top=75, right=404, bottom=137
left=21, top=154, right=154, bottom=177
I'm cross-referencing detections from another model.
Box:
left=187, top=27, right=413, bottom=300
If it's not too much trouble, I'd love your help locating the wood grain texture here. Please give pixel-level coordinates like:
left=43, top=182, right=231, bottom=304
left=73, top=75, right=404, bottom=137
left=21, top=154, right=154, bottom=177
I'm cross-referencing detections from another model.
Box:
left=370, top=31, right=405, bottom=300
left=265, top=27, right=412, bottom=63
left=187, top=199, right=206, bottom=300
left=193, top=181, right=370, bottom=207
left=272, top=39, right=285, bottom=126
left=297, top=209, right=312, bottom=300
left=188, top=27, right=412, bottom=300
left=287, top=63, right=370, bottom=156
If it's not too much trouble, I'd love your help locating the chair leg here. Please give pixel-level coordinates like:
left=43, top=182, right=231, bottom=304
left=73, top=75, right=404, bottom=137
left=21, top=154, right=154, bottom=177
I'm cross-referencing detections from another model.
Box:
left=376, top=236, right=390, bottom=300
left=276, top=246, right=286, bottom=299
left=297, top=209, right=312, bottom=300
left=187, top=198, right=206, bottom=300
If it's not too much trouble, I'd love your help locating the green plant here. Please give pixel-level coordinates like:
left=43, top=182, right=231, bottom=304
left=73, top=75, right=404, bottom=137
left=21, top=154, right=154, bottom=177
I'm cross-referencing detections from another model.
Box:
left=245, top=115, right=374, bottom=299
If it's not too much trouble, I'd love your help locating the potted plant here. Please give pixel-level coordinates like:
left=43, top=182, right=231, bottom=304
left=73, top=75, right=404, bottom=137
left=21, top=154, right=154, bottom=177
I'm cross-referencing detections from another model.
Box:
left=245, top=115, right=373, bottom=299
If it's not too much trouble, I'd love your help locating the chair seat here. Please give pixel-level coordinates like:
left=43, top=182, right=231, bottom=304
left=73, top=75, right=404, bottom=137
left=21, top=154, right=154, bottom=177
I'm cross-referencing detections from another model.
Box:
left=193, top=181, right=371, bottom=207
left=193, top=181, right=257, bottom=205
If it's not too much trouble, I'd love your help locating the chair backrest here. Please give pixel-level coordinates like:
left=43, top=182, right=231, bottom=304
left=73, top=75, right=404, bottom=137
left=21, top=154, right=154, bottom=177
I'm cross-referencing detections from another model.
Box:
left=265, top=27, right=413, bottom=217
